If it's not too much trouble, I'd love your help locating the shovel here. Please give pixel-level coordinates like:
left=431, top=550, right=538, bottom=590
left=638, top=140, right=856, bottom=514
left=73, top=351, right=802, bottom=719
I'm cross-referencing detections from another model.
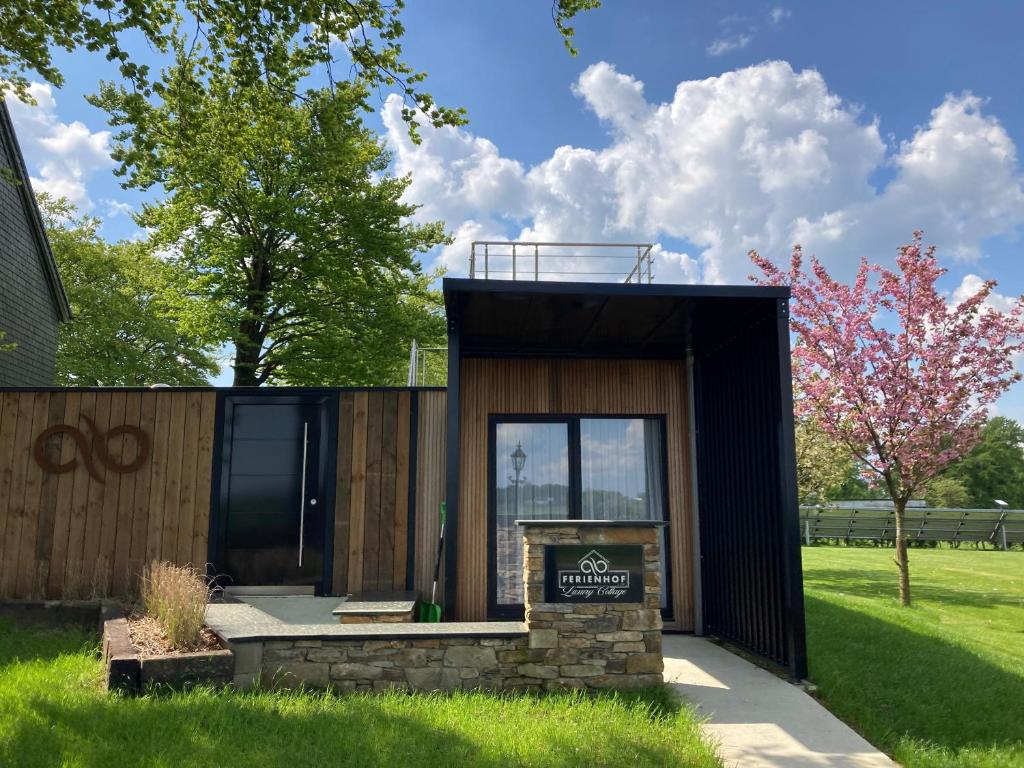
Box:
left=418, top=502, right=446, bottom=622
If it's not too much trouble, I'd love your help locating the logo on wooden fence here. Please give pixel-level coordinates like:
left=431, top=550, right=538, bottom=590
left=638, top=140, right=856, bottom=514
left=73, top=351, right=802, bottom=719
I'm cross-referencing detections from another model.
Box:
left=33, top=416, right=150, bottom=483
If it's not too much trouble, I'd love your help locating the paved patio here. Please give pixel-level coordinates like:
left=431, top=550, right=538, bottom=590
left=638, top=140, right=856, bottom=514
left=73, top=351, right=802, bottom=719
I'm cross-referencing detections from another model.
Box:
left=664, top=635, right=897, bottom=768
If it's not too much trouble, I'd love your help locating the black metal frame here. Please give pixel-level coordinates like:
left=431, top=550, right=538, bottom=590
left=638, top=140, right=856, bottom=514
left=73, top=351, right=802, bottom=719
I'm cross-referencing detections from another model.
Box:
left=485, top=413, right=673, bottom=621
left=404, top=390, right=420, bottom=590
left=209, top=392, right=339, bottom=594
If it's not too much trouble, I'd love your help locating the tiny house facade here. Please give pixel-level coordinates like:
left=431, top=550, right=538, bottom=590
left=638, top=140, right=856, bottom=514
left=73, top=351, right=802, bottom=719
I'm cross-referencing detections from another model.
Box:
left=0, top=273, right=807, bottom=677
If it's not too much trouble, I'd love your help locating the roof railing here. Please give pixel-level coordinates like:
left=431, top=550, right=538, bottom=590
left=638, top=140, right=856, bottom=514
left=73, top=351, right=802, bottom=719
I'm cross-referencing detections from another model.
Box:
left=469, top=241, right=654, bottom=283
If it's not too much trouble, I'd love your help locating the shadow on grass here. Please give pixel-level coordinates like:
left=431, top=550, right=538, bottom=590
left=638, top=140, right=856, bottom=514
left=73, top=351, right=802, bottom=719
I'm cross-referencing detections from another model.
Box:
left=0, top=618, right=96, bottom=664
left=806, top=595, right=1024, bottom=755
left=804, top=567, right=1023, bottom=611
left=0, top=620, right=709, bottom=768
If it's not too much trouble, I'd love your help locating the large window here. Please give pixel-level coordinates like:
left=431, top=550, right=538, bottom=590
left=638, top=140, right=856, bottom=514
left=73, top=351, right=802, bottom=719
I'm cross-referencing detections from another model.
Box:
left=491, top=416, right=670, bottom=615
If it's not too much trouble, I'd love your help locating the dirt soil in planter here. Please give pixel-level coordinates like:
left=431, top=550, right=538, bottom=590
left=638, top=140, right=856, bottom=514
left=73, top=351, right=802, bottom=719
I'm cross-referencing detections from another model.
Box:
left=126, top=614, right=222, bottom=658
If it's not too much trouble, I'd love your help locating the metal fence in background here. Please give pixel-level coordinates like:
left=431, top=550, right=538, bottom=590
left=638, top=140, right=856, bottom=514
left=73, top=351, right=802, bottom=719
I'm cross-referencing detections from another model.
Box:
left=799, top=505, right=1024, bottom=549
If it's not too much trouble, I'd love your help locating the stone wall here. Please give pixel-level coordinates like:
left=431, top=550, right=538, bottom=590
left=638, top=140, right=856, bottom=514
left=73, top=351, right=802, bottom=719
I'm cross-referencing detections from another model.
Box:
left=227, top=521, right=665, bottom=692
left=519, top=521, right=664, bottom=689
left=239, top=635, right=533, bottom=692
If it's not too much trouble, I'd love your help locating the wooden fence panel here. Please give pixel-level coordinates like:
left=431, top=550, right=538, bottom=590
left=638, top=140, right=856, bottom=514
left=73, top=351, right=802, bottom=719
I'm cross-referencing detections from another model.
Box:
left=0, top=389, right=217, bottom=600
left=329, top=389, right=446, bottom=598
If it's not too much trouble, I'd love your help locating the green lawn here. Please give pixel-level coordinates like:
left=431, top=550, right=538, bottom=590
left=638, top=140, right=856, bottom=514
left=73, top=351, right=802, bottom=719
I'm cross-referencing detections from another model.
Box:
left=803, top=546, right=1024, bottom=768
left=0, top=620, right=719, bottom=768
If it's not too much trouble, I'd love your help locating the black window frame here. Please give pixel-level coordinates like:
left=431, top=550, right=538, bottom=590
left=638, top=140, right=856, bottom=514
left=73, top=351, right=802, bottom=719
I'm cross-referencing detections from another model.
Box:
left=487, top=413, right=673, bottom=620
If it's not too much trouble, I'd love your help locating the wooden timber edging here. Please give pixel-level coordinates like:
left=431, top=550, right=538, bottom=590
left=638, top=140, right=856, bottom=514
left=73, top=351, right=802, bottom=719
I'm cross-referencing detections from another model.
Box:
left=100, top=602, right=234, bottom=695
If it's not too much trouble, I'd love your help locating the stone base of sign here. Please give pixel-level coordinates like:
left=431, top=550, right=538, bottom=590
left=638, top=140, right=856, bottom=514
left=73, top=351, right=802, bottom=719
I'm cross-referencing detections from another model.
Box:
left=214, top=521, right=666, bottom=692
left=518, top=521, right=665, bottom=688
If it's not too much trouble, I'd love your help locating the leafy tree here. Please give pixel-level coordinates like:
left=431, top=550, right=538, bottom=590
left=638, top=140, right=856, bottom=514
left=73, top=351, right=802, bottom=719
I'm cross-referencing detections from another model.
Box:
left=0, top=331, right=15, bottom=354
left=92, top=31, right=449, bottom=386
left=924, top=476, right=972, bottom=509
left=1, top=1, right=598, bottom=125
left=940, top=417, right=1024, bottom=508
left=40, top=195, right=218, bottom=386
left=752, top=233, right=1024, bottom=606
left=795, top=417, right=854, bottom=504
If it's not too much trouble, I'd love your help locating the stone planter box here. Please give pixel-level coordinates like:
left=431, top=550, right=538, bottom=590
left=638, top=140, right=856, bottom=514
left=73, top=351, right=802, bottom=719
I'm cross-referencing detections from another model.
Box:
left=101, top=604, right=233, bottom=694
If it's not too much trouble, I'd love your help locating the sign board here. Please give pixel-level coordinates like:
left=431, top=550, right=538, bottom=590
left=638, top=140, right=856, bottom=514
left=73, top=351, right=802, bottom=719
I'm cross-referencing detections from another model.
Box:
left=544, top=545, right=644, bottom=603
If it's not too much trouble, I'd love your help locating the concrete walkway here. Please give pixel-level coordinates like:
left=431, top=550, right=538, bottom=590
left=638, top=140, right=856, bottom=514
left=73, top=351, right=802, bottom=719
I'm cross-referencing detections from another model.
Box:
left=664, top=635, right=897, bottom=768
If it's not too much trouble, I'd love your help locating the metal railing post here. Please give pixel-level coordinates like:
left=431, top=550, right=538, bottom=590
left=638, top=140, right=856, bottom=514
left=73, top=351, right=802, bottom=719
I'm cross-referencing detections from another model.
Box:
left=469, top=244, right=476, bottom=279
left=484, top=243, right=489, bottom=279
left=512, top=243, right=516, bottom=281
left=804, top=519, right=810, bottom=546
left=1001, top=521, right=1009, bottom=551
left=534, top=244, right=539, bottom=280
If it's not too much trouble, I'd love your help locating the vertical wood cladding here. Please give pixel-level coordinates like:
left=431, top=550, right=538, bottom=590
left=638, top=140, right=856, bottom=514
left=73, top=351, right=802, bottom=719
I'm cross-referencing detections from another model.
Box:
left=331, top=390, right=447, bottom=599
left=0, top=389, right=215, bottom=599
left=456, top=358, right=694, bottom=629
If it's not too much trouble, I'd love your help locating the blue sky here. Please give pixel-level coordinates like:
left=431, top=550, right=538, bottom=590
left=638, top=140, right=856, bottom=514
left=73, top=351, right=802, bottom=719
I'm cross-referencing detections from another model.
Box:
left=9, top=1, right=1024, bottom=409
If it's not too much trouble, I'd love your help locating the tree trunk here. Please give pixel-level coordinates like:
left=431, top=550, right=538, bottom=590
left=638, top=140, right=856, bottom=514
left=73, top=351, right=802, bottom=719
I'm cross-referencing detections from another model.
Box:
left=892, top=498, right=912, bottom=607
left=232, top=322, right=263, bottom=386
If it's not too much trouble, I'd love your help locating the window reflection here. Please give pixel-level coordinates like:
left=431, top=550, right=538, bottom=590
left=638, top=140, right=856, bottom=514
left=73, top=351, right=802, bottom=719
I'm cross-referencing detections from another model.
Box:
left=494, top=422, right=569, bottom=605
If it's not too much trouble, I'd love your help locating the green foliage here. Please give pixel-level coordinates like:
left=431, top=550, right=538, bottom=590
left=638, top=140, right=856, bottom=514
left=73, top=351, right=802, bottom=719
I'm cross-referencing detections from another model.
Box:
left=91, top=35, right=447, bottom=386
left=553, top=0, right=602, bottom=55
left=1, top=1, right=600, bottom=134
left=0, top=620, right=721, bottom=767
left=795, top=417, right=856, bottom=504
left=804, top=548, right=1024, bottom=767
left=0, top=1, right=174, bottom=103
left=924, top=476, right=972, bottom=509
left=0, top=330, right=15, bottom=354
left=41, top=194, right=219, bottom=386
left=939, top=417, right=1024, bottom=508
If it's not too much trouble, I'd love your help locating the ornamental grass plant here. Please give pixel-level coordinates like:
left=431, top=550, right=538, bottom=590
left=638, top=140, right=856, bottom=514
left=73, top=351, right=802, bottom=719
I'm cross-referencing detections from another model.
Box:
left=140, top=561, right=210, bottom=650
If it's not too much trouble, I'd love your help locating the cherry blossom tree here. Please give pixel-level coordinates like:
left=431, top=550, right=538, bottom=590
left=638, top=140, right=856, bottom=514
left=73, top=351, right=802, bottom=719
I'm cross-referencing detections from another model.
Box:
left=751, top=233, right=1024, bottom=606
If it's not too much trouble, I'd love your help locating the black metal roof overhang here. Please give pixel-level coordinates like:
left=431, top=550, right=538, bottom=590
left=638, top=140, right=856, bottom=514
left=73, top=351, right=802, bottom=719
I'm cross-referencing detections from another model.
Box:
left=443, top=278, right=791, bottom=358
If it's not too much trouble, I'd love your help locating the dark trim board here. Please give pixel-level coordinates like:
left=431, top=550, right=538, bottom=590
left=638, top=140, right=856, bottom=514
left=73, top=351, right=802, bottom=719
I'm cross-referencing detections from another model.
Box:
left=443, top=277, right=790, bottom=302
left=405, top=391, right=420, bottom=591
left=775, top=298, right=808, bottom=679
left=444, top=319, right=461, bottom=614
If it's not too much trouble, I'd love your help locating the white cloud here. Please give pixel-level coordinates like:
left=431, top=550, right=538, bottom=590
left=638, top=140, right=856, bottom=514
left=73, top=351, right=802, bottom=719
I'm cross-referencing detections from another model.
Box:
left=385, top=60, right=1024, bottom=285
left=707, top=33, right=753, bottom=57
left=769, top=7, right=791, bottom=25
left=952, top=274, right=1019, bottom=314
left=102, top=198, right=135, bottom=218
left=5, top=82, right=113, bottom=210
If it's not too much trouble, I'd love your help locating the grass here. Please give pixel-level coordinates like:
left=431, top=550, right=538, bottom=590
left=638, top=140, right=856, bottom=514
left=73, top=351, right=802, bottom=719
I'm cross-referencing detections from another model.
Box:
left=803, top=546, right=1024, bottom=768
left=0, top=620, right=720, bottom=768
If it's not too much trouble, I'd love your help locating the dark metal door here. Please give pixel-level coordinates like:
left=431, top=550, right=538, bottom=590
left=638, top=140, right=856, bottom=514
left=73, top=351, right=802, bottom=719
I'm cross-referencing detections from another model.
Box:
left=216, top=395, right=332, bottom=590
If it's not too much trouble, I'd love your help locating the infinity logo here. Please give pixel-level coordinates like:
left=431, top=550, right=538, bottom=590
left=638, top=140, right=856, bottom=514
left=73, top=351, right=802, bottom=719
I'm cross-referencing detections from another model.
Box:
left=578, top=552, right=610, bottom=574
left=33, top=416, right=150, bottom=483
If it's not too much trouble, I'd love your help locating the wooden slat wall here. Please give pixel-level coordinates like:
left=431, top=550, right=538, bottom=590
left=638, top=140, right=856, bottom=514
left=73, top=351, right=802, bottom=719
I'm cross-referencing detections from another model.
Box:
left=0, top=389, right=216, bottom=599
left=413, top=391, right=447, bottom=603
left=456, top=358, right=694, bottom=629
left=331, top=390, right=446, bottom=597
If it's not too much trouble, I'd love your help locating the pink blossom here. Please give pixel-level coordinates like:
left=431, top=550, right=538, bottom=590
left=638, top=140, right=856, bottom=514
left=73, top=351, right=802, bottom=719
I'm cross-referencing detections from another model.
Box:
left=751, top=233, right=1024, bottom=501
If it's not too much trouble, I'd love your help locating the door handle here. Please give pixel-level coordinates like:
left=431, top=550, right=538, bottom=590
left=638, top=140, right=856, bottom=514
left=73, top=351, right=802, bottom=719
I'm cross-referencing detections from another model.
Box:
left=299, top=421, right=309, bottom=568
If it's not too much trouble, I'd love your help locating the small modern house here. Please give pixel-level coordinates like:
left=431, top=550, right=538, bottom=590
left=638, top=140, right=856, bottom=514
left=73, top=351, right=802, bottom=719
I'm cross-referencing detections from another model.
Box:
left=0, top=245, right=807, bottom=677
left=0, top=100, right=71, bottom=386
